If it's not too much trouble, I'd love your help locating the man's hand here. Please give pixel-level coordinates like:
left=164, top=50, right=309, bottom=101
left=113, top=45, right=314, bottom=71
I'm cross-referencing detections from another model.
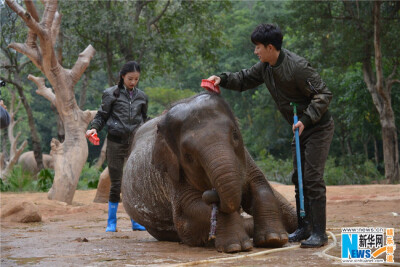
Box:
left=207, top=75, right=221, bottom=86
left=0, top=100, right=7, bottom=111
left=293, top=121, right=305, bottom=136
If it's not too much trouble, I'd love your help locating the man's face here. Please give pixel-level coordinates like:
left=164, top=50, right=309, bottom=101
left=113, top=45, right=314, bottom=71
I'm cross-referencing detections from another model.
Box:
left=254, top=43, right=273, bottom=63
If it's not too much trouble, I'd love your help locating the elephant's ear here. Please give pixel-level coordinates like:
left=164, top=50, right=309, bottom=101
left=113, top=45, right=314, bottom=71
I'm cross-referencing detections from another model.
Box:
left=152, top=127, right=180, bottom=183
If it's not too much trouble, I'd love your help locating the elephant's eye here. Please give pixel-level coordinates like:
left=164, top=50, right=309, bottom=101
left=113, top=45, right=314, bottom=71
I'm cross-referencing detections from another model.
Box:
left=233, top=129, right=240, bottom=141
left=184, top=153, right=193, bottom=163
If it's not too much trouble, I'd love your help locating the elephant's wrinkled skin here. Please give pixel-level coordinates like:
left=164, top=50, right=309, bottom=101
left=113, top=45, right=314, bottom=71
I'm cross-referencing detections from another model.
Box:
left=122, top=92, right=297, bottom=253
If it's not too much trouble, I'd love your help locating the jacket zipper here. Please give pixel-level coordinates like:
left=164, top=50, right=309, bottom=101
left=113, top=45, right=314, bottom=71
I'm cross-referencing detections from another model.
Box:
left=307, top=79, right=319, bottom=94
left=268, top=66, right=280, bottom=109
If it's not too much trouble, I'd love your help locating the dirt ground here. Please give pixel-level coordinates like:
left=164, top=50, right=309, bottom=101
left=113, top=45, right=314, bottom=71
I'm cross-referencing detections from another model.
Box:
left=1, top=184, right=399, bottom=267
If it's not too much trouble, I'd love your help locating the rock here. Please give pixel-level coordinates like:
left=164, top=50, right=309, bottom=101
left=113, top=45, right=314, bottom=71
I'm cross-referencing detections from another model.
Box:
left=1, top=201, right=42, bottom=223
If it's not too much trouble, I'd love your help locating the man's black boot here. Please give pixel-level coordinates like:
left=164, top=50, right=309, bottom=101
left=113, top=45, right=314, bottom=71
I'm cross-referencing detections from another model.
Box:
left=300, top=199, right=328, bottom=248
left=288, top=195, right=311, bottom=242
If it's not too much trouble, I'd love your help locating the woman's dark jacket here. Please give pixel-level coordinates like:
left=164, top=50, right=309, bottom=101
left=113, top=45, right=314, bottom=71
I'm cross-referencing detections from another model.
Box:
left=90, top=85, right=148, bottom=143
left=219, top=49, right=332, bottom=129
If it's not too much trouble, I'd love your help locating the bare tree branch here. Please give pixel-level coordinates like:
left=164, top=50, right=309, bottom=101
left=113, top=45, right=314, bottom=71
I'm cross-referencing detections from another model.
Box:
left=25, top=0, right=40, bottom=21
left=51, top=12, right=62, bottom=48
left=41, top=0, right=58, bottom=30
left=82, top=110, right=98, bottom=124
left=7, top=43, right=42, bottom=72
left=5, top=0, right=45, bottom=36
left=387, top=62, right=398, bottom=81
left=70, top=45, right=96, bottom=87
left=147, top=0, right=170, bottom=30
left=19, top=60, right=32, bottom=70
left=28, top=74, right=56, bottom=105
left=341, top=0, right=368, bottom=34
left=25, top=0, right=40, bottom=48
left=373, top=1, right=385, bottom=99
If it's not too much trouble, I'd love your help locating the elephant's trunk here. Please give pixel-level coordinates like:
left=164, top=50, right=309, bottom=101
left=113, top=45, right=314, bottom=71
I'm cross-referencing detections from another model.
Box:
left=199, top=144, right=243, bottom=214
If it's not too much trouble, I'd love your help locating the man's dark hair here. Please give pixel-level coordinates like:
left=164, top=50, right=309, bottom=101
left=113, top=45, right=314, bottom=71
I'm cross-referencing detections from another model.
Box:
left=251, top=23, right=283, bottom=51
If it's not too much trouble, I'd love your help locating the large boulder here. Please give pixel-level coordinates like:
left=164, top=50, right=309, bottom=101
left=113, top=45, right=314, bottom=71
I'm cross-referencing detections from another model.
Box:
left=1, top=201, right=42, bottom=223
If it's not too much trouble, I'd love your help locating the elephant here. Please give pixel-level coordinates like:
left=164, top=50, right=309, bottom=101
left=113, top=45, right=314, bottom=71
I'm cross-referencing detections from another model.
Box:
left=122, top=92, right=297, bottom=253
left=18, top=151, right=54, bottom=174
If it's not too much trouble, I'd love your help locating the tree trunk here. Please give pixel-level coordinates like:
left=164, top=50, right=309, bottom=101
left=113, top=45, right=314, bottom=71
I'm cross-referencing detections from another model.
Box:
left=346, top=138, right=353, bottom=156
left=50, top=103, right=65, bottom=142
left=13, top=72, right=44, bottom=171
left=6, top=0, right=96, bottom=203
left=360, top=1, right=400, bottom=183
left=93, top=167, right=110, bottom=203
left=363, top=140, right=369, bottom=160
left=1, top=133, right=7, bottom=162
left=373, top=136, right=379, bottom=166
left=1, top=92, right=27, bottom=179
left=94, top=139, right=107, bottom=169
left=380, top=114, right=399, bottom=183
left=106, top=43, right=115, bottom=86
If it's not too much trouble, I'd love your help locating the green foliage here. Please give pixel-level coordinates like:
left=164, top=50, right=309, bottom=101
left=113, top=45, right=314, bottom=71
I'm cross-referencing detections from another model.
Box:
left=3, top=0, right=398, bottom=186
left=1, top=165, right=36, bottom=192
left=35, top=169, right=54, bottom=192
left=1, top=166, right=54, bottom=192
left=256, top=153, right=293, bottom=185
left=144, top=87, right=196, bottom=117
left=77, top=163, right=102, bottom=190
left=256, top=154, right=384, bottom=186
left=0, top=177, right=10, bottom=192
left=1, top=163, right=101, bottom=192
left=324, top=157, right=384, bottom=185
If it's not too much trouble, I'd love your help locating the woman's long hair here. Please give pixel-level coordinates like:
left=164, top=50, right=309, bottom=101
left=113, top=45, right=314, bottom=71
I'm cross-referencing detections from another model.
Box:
left=114, top=61, right=141, bottom=98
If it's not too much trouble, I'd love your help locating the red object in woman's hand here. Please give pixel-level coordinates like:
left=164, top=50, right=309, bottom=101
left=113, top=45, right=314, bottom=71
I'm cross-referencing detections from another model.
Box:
left=87, top=133, right=100, bottom=145
left=201, top=79, right=220, bottom=94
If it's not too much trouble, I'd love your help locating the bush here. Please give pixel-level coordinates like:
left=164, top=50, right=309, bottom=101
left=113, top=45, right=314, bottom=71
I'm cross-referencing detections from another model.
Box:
left=256, top=154, right=384, bottom=185
left=256, top=154, right=293, bottom=184
left=77, top=163, right=101, bottom=190
left=324, top=157, right=384, bottom=185
left=1, top=165, right=37, bottom=192
left=34, top=169, right=54, bottom=192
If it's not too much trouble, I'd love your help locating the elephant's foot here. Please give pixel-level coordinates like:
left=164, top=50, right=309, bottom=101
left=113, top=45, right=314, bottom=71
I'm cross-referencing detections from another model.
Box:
left=253, top=228, right=288, bottom=248
left=215, top=212, right=253, bottom=253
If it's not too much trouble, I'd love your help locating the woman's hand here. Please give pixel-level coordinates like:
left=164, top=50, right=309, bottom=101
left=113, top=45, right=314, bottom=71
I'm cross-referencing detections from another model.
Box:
left=207, top=75, right=221, bottom=86
left=85, top=128, right=97, bottom=137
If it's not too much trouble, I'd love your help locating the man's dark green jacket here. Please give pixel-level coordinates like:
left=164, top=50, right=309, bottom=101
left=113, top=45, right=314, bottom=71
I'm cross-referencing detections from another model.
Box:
left=90, top=85, right=148, bottom=141
left=219, top=49, right=332, bottom=128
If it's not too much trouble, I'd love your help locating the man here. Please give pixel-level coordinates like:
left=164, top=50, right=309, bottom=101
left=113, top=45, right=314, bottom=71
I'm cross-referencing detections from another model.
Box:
left=0, top=100, right=10, bottom=129
left=205, top=23, right=334, bottom=248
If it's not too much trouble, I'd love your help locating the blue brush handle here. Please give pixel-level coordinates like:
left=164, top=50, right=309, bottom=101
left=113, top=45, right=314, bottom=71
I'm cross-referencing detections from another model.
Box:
left=294, top=114, right=306, bottom=218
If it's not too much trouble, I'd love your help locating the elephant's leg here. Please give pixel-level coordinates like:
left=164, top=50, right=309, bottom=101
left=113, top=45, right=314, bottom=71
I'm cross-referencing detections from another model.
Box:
left=171, top=183, right=214, bottom=247
left=247, top=171, right=288, bottom=247
left=243, top=216, right=254, bottom=237
left=172, top=182, right=252, bottom=253
left=215, top=211, right=253, bottom=253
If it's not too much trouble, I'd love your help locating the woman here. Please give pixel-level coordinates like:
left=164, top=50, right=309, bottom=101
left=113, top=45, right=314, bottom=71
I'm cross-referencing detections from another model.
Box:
left=86, top=61, right=148, bottom=232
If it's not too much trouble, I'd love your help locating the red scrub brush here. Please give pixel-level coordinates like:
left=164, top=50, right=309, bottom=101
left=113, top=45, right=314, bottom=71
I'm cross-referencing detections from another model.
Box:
left=86, top=133, right=100, bottom=146
left=201, top=79, right=220, bottom=94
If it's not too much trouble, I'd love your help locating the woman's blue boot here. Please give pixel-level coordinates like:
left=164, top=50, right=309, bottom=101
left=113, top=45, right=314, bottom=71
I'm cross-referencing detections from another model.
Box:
left=106, top=202, right=118, bottom=232
left=131, top=219, right=146, bottom=231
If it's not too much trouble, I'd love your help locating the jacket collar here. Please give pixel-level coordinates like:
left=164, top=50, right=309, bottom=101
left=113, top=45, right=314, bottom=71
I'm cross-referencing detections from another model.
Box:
left=272, top=49, right=285, bottom=68
left=122, top=85, right=137, bottom=95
